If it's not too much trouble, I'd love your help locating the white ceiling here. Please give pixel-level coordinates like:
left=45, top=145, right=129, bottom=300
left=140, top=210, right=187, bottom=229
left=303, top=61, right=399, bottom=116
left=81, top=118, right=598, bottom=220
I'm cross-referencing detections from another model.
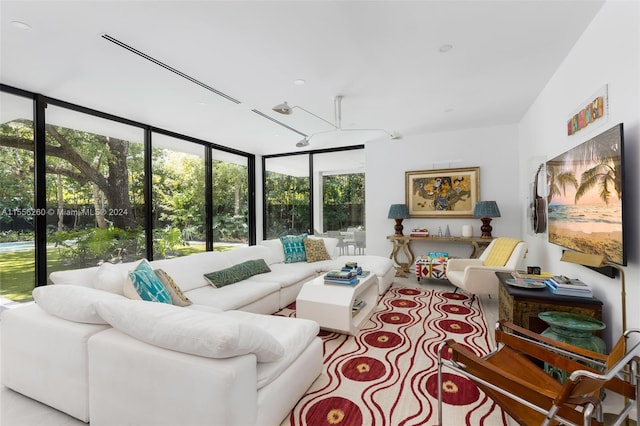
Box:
left=0, top=0, right=605, bottom=156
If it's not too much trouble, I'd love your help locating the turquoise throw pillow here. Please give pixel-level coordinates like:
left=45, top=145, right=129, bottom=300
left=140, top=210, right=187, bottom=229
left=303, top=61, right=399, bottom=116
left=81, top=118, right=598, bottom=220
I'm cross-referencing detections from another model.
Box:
left=204, top=259, right=271, bottom=288
left=128, top=259, right=172, bottom=304
left=280, top=234, right=308, bottom=263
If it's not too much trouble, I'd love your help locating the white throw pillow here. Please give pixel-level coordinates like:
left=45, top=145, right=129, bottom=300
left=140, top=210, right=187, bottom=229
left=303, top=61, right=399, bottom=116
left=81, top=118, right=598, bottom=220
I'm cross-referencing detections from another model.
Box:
left=95, top=299, right=284, bottom=362
left=32, top=285, right=126, bottom=324
left=94, top=262, right=127, bottom=295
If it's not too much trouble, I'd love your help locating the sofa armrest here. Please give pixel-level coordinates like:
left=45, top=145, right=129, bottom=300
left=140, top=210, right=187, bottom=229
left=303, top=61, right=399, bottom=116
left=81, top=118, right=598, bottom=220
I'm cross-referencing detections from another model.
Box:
left=462, top=265, right=513, bottom=282
left=446, top=258, right=484, bottom=272
left=89, top=328, right=258, bottom=426
left=1, top=304, right=110, bottom=422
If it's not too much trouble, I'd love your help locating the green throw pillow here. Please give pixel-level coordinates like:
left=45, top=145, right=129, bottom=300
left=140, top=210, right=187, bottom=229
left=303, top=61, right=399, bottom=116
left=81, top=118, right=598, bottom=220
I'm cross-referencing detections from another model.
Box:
left=204, top=259, right=271, bottom=288
left=280, top=234, right=308, bottom=263
left=304, top=238, right=331, bottom=262
left=128, top=259, right=172, bottom=304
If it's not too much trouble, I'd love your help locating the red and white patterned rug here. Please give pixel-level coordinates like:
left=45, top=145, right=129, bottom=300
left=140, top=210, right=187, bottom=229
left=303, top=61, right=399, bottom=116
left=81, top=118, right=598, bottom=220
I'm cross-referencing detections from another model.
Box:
left=279, top=286, right=509, bottom=426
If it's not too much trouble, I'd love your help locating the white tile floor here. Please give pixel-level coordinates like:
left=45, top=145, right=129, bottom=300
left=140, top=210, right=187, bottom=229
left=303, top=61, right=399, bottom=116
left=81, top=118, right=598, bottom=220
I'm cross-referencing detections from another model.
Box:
left=0, top=276, right=634, bottom=425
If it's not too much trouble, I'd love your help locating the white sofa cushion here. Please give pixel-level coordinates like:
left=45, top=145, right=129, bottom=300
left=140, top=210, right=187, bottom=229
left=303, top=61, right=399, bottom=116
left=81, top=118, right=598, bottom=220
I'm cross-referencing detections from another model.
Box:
left=225, top=310, right=320, bottom=388
left=94, top=299, right=284, bottom=362
left=32, top=284, right=126, bottom=324
left=49, top=265, right=100, bottom=287
left=150, top=251, right=233, bottom=292
left=94, top=262, right=127, bottom=295
left=248, top=262, right=316, bottom=288
left=258, top=239, right=286, bottom=264
left=185, top=280, right=280, bottom=311
left=223, top=244, right=275, bottom=265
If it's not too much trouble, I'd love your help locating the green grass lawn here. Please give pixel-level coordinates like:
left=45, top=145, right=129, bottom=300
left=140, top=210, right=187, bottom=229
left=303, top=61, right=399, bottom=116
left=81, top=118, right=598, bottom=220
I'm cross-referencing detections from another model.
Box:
left=0, top=243, right=232, bottom=302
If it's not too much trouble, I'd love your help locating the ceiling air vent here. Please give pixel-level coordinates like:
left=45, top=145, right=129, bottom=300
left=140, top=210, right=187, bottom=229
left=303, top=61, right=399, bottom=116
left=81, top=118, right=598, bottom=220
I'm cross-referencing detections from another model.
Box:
left=100, top=33, right=241, bottom=104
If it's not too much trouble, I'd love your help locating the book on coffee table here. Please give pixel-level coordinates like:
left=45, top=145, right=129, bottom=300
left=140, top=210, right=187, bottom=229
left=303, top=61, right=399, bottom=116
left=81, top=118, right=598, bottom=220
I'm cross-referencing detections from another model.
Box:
left=324, top=277, right=359, bottom=286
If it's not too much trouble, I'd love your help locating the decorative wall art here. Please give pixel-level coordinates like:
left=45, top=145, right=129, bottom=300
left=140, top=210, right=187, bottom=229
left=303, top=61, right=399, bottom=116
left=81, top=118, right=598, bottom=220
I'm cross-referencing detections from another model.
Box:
left=567, top=84, right=609, bottom=136
left=405, top=167, right=479, bottom=218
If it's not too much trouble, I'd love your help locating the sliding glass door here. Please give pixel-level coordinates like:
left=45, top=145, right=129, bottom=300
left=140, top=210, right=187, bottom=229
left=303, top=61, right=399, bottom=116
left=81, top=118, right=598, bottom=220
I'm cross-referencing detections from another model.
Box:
left=213, top=150, right=250, bottom=246
left=264, top=154, right=310, bottom=239
left=151, top=133, right=206, bottom=258
left=45, top=105, right=146, bottom=270
left=0, top=92, right=36, bottom=302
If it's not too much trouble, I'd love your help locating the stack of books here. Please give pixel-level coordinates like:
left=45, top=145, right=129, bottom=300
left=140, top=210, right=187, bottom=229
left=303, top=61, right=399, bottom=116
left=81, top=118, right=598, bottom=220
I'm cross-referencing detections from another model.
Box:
left=544, top=275, right=593, bottom=298
left=324, top=269, right=358, bottom=286
left=343, top=262, right=363, bottom=275
left=410, top=228, right=429, bottom=237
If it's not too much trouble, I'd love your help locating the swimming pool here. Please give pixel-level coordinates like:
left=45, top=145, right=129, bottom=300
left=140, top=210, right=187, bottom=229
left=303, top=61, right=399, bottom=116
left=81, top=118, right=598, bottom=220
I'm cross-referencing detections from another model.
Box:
left=0, top=241, right=35, bottom=253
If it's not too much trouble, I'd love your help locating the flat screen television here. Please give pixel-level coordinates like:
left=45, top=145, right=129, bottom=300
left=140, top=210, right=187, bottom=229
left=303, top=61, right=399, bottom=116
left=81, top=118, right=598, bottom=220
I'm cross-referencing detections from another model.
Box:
left=546, top=123, right=626, bottom=266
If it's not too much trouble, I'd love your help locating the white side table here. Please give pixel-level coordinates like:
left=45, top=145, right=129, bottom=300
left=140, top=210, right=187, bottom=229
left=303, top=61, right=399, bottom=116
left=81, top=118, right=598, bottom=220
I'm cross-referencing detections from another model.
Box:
left=296, top=273, right=378, bottom=335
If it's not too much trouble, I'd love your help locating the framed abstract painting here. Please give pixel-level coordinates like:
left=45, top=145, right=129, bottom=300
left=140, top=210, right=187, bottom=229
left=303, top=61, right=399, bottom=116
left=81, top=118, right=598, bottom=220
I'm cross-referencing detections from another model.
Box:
left=405, top=167, right=480, bottom=218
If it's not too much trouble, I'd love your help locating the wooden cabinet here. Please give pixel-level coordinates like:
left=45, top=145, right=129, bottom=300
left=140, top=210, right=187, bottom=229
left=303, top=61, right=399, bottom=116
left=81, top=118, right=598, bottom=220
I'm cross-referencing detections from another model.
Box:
left=496, top=272, right=603, bottom=334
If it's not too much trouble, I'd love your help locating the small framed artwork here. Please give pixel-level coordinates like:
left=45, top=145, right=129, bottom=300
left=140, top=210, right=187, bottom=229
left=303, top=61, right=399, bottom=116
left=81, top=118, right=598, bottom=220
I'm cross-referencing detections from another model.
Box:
left=567, top=84, right=608, bottom=136
left=405, top=167, right=480, bottom=218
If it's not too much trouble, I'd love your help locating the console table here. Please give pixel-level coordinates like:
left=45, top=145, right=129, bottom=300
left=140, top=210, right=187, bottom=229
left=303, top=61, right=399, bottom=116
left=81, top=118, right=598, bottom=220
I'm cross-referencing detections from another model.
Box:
left=386, top=235, right=492, bottom=277
left=496, top=272, right=603, bottom=335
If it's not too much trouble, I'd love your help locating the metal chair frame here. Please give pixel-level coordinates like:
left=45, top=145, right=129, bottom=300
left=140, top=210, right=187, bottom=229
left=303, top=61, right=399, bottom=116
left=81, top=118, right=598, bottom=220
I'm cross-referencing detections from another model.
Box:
left=436, top=320, right=640, bottom=426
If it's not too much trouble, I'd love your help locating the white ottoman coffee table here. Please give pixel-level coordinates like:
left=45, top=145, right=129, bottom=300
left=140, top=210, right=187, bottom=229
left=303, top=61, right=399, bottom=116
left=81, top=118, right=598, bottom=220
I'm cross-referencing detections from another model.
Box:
left=296, top=273, right=378, bottom=335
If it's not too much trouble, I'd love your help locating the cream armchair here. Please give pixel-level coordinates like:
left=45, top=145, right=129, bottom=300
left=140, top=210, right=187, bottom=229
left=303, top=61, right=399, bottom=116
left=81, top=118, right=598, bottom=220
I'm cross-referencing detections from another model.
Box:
left=446, top=238, right=527, bottom=299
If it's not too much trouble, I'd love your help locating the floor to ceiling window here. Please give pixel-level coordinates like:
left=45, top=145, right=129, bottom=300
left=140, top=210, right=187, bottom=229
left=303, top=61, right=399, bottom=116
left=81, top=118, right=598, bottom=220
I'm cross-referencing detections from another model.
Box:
left=212, top=150, right=250, bottom=246
left=264, top=154, right=311, bottom=239
left=313, top=150, right=365, bottom=233
left=0, top=85, right=255, bottom=304
left=262, top=147, right=365, bottom=249
left=0, top=92, right=35, bottom=302
left=45, top=105, right=146, bottom=272
left=151, top=133, right=206, bottom=258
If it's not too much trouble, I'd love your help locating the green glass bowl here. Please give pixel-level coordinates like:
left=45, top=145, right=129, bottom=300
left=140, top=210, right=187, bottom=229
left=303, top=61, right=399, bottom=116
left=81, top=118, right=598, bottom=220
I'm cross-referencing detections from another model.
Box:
left=538, top=311, right=605, bottom=333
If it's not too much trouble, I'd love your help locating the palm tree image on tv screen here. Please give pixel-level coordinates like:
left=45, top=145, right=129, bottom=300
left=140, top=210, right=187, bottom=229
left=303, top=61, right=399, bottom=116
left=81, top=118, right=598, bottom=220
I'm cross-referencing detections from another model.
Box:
left=546, top=123, right=625, bottom=265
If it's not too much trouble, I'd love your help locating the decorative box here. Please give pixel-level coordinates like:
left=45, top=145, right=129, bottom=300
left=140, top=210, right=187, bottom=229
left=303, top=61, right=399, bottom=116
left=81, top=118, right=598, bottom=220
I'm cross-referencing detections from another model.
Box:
left=415, top=255, right=449, bottom=281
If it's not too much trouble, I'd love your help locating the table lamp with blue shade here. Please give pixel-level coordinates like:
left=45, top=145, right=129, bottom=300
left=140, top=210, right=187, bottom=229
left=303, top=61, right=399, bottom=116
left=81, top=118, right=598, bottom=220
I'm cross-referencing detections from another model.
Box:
left=473, top=201, right=500, bottom=238
left=388, top=204, right=409, bottom=235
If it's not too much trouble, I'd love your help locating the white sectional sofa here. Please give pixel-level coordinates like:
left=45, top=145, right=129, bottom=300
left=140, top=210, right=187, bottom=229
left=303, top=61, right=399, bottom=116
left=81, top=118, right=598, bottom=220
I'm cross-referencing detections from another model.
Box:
left=1, top=236, right=394, bottom=425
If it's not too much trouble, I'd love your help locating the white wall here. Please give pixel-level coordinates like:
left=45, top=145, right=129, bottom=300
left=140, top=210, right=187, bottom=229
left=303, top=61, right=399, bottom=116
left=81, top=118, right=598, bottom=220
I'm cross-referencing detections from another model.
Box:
left=518, top=0, right=639, bottom=345
left=366, top=124, right=521, bottom=261
left=364, top=0, right=638, bottom=347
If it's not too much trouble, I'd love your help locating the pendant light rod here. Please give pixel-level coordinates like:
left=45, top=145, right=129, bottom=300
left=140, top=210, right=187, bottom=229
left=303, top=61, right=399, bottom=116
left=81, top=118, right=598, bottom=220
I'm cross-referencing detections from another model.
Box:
left=334, top=95, right=342, bottom=129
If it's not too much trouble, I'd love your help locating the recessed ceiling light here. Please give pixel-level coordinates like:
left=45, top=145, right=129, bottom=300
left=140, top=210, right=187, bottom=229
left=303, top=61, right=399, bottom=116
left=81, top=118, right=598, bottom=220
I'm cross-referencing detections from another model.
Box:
left=294, top=79, right=306, bottom=86
left=439, top=44, right=453, bottom=53
left=11, top=21, right=32, bottom=31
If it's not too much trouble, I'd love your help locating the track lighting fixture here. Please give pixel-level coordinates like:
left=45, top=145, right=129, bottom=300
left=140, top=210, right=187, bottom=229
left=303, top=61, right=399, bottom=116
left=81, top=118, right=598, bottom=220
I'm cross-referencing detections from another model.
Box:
left=272, top=102, right=293, bottom=115
left=295, top=137, right=310, bottom=148
left=272, top=101, right=337, bottom=128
